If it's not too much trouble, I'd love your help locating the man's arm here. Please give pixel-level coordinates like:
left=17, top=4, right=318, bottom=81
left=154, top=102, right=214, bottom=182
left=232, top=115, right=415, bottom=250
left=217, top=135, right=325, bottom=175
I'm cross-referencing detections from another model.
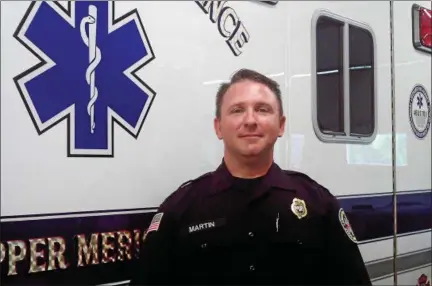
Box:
left=129, top=210, right=178, bottom=285
left=324, top=198, right=372, bottom=285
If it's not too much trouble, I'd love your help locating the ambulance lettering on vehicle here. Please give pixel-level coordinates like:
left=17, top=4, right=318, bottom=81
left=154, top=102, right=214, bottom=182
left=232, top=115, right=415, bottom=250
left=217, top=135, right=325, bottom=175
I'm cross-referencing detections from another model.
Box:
left=0, top=228, right=149, bottom=276
left=195, top=1, right=250, bottom=56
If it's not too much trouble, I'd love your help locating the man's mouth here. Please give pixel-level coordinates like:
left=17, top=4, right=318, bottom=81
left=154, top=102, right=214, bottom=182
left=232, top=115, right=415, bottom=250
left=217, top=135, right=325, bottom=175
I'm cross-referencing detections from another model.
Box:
left=239, top=134, right=263, bottom=138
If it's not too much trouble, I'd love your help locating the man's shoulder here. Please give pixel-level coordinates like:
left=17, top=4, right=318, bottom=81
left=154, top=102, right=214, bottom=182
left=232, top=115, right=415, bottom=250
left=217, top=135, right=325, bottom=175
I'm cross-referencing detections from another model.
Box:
left=158, top=171, right=214, bottom=212
left=281, top=169, right=336, bottom=200
left=177, top=171, right=214, bottom=190
left=280, top=169, right=342, bottom=218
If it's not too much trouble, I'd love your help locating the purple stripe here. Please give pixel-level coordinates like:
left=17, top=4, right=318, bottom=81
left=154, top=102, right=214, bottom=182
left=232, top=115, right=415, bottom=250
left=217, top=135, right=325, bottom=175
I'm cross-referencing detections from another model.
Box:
left=338, top=190, right=432, bottom=241
left=0, top=211, right=156, bottom=285
left=1, top=191, right=430, bottom=284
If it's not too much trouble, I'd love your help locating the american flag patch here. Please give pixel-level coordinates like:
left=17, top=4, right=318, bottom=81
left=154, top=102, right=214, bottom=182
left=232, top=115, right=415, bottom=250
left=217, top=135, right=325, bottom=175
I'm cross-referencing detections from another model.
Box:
left=147, top=212, right=164, bottom=233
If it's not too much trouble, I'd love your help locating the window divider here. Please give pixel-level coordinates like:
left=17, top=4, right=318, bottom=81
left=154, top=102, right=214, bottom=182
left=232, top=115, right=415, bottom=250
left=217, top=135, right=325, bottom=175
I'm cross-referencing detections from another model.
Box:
left=343, top=22, right=351, bottom=137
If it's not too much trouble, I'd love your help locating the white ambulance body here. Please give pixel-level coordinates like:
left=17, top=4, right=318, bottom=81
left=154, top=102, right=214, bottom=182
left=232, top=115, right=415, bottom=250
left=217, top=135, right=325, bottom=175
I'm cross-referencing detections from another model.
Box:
left=1, top=1, right=431, bottom=285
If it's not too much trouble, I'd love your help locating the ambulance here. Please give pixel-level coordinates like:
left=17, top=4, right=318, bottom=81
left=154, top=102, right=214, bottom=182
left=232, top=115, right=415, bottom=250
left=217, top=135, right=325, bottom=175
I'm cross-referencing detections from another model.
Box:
left=1, top=1, right=431, bottom=285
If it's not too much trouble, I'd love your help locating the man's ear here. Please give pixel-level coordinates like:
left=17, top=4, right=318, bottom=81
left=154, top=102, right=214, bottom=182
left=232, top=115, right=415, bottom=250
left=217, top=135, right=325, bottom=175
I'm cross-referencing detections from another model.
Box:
left=278, top=115, right=286, bottom=137
left=214, top=117, right=223, bottom=140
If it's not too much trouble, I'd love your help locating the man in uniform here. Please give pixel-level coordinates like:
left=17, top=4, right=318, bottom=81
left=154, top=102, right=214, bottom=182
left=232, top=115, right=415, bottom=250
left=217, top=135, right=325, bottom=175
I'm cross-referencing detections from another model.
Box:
left=130, top=69, right=372, bottom=285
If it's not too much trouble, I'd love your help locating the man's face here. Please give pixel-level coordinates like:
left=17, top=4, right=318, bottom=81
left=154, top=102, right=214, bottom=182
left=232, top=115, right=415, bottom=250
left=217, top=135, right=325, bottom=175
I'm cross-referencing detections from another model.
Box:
left=214, top=79, right=285, bottom=158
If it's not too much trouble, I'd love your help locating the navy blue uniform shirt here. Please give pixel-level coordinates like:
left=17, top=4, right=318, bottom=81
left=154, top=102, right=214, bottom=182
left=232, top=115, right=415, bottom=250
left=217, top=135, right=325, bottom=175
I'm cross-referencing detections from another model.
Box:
left=130, top=161, right=372, bottom=285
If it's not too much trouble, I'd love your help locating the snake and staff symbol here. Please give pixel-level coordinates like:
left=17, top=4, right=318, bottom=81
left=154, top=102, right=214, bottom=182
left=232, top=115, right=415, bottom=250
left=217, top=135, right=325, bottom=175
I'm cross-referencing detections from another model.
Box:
left=80, top=5, right=102, bottom=134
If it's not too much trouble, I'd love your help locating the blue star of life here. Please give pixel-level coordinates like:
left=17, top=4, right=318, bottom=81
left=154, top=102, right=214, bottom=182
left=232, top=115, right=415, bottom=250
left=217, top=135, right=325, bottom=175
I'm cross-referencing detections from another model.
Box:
left=14, top=1, right=156, bottom=157
left=417, top=96, right=423, bottom=109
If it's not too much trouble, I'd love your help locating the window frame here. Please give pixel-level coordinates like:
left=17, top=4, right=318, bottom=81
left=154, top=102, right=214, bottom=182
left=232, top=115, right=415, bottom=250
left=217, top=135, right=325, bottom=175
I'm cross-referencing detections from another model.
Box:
left=311, top=10, right=378, bottom=144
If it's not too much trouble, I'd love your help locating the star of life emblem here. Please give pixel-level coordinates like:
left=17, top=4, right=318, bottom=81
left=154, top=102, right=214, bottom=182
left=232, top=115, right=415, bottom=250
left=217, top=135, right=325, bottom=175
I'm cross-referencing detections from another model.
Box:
left=409, top=84, right=431, bottom=139
left=14, top=1, right=156, bottom=157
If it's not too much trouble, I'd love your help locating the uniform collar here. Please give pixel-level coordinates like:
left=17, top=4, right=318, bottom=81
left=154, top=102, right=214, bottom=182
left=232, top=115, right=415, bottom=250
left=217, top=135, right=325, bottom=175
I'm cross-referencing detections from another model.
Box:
left=208, top=159, right=295, bottom=196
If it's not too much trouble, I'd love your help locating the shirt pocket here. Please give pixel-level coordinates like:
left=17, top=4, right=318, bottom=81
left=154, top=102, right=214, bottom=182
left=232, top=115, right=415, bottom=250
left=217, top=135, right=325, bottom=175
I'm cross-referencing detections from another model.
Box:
left=270, top=218, right=326, bottom=274
left=176, top=222, right=238, bottom=275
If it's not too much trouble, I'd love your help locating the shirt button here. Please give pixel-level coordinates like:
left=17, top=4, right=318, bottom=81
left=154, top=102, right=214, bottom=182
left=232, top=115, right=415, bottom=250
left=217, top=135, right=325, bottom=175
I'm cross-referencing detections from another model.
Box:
left=248, top=232, right=254, bottom=237
left=249, top=265, right=255, bottom=271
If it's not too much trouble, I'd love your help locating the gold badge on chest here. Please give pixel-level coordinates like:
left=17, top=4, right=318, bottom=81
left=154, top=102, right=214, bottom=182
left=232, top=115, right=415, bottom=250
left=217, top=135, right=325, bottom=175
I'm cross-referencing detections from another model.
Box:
left=291, top=198, right=307, bottom=219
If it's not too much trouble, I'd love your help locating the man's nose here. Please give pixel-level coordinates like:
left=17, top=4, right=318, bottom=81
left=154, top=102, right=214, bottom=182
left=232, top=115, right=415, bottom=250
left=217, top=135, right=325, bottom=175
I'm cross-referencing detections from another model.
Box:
left=244, top=110, right=257, bottom=126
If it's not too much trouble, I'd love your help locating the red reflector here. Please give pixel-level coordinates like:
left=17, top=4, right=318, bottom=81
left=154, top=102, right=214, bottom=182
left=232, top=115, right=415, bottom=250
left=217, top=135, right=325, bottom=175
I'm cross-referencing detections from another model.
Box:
left=420, top=7, right=431, bottom=48
left=412, top=4, right=432, bottom=54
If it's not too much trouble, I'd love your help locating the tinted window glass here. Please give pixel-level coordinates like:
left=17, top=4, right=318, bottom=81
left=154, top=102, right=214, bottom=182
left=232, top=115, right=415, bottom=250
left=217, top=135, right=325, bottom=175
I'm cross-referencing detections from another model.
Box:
left=316, top=16, right=345, bottom=134
left=349, top=25, right=374, bottom=136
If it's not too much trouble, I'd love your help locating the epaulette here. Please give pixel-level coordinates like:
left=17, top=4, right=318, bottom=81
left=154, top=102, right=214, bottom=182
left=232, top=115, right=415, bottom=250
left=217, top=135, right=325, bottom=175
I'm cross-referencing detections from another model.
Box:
left=282, top=170, right=337, bottom=206
left=178, top=171, right=213, bottom=189
left=283, top=169, right=316, bottom=181
left=282, top=169, right=329, bottom=193
left=159, top=171, right=213, bottom=210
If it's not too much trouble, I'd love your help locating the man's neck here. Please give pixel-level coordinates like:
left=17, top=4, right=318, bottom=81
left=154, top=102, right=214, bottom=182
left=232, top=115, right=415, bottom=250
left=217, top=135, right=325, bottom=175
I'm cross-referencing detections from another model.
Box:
left=223, top=151, right=273, bottom=179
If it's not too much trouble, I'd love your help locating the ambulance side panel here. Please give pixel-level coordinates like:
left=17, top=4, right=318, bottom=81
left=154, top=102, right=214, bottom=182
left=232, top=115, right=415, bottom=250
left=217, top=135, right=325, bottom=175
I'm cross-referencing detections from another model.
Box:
left=285, top=1, right=395, bottom=281
left=393, top=0, right=431, bottom=284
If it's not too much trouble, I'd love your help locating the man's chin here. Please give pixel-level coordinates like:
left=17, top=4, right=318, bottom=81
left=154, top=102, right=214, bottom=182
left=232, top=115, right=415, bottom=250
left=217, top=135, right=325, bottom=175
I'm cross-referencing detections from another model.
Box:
left=239, top=147, right=265, bottom=157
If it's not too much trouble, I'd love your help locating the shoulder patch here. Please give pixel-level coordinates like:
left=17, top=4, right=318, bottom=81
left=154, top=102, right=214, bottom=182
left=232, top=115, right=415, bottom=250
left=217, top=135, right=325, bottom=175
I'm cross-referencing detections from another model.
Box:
left=143, top=212, right=164, bottom=242
left=146, top=212, right=164, bottom=234
left=338, top=208, right=357, bottom=243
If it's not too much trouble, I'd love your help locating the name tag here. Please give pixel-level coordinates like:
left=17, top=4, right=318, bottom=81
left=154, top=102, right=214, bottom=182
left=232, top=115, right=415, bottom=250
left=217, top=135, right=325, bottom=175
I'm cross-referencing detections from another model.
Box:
left=185, top=218, right=226, bottom=234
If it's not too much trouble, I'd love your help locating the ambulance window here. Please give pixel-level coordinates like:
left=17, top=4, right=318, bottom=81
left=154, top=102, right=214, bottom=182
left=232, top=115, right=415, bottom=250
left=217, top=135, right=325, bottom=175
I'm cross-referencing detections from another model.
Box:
left=313, top=12, right=376, bottom=143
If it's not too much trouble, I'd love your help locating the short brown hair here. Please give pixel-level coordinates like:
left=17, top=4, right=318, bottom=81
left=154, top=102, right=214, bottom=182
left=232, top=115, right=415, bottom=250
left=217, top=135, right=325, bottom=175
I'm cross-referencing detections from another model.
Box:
left=215, top=69, right=283, bottom=118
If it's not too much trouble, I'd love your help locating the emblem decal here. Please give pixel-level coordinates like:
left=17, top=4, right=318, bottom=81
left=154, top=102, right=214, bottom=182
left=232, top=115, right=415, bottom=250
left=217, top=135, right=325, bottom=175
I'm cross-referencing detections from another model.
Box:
left=14, top=1, right=156, bottom=157
left=338, top=208, right=357, bottom=243
left=291, top=198, right=307, bottom=219
left=409, top=84, right=431, bottom=139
